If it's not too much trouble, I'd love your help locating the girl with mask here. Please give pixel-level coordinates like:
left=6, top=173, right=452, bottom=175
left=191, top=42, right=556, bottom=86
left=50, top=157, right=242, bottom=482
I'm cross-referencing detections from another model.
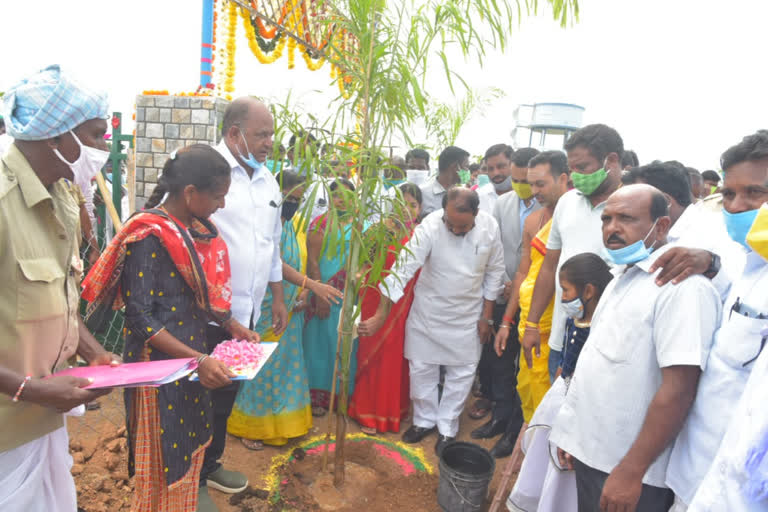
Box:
left=227, top=171, right=344, bottom=450
left=507, top=253, right=612, bottom=512
left=557, top=254, right=614, bottom=385
left=82, top=145, right=259, bottom=511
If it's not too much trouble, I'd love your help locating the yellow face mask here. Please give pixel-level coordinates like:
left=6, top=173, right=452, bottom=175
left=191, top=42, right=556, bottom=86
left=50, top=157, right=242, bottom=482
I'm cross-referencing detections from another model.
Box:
left=512, top=182, right=533, bottom=200
left=746, top=204, right=768, bottom=261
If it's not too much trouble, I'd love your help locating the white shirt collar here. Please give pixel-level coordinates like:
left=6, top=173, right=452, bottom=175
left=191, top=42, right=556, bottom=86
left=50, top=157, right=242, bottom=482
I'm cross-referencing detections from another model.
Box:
left=216, top=141, right=268, bottom=181
left=431, top=178, right=447, bottom=194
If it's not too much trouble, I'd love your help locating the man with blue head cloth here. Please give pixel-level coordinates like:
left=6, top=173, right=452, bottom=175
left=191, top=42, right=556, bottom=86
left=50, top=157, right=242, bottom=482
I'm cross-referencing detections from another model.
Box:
left=0, top=65, right=120, bottom=511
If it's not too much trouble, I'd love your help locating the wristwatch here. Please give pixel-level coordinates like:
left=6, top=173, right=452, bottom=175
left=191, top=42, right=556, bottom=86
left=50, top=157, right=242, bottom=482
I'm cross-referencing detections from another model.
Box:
left=482, top=318, right=494, bottom=326
left=704, top=251, right=721, bottom=279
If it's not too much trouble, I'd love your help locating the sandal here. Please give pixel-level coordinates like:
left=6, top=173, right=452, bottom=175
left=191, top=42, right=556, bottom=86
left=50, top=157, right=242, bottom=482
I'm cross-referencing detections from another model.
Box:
left=360, top=426, right=377, bottom=435
left=240, top=438, right=264, bottom=451
left=312, top=406, right=328, bottom=417
left=468, top=398, right=493, bottom=420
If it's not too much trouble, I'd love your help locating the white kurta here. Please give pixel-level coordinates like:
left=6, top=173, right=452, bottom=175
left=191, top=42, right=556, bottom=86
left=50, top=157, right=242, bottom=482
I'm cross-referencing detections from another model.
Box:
left=666, top=250, right=768, bottom=505
left=477, top=183, right=499, bottom=214
left=687, top=323, right=768, bottom=511
left=667, top=203, right=746, bottom=299
left=381, top=209, right=506, bottom=366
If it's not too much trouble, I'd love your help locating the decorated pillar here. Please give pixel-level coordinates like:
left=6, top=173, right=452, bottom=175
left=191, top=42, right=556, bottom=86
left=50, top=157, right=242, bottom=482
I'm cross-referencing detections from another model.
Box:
left=133, top=94, right=230, bottom=209
left=200, top=0, right=215, bottom=88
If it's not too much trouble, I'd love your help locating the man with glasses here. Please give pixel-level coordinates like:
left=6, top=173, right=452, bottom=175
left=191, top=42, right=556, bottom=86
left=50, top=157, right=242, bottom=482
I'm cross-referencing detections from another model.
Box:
left=359, top=186, right=505, bottom=456
left=666, top=131, right=768, bottom=512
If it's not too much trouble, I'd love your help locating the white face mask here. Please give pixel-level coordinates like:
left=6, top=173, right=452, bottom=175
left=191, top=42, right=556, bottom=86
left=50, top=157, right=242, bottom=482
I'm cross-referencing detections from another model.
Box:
left=561, top=296, right=585, bottom=320
left=53, top=131, right=110, bottom=185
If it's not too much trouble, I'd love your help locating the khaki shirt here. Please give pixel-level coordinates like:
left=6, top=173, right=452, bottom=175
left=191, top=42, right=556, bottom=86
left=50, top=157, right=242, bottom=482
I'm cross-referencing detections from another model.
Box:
left=0, top=144, right=82, bottom=452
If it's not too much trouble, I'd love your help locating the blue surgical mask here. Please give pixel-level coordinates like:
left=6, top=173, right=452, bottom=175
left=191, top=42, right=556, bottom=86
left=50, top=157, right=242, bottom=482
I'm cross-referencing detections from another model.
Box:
left=561, top=297, right=585, bottom=320
left=237, top=131, right=264, bottom=171
left=723, top=208, right=760, bottom=248
left=604, top=219, right=659, bottom=265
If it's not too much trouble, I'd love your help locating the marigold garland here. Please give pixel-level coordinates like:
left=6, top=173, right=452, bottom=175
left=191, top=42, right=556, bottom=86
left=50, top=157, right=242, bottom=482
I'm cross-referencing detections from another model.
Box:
left=241, top=5, right=287, bottom=65
left=224, top=1, right=238, bottom=93
left=302, top=49, right=325, bottom=71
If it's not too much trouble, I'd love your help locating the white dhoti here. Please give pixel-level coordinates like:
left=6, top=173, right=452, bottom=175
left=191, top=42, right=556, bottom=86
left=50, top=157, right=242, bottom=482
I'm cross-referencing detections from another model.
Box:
left=409, top=360, right=476, bottom=437
left=508, top=378, right=577, bottom=512
left=0, top=426, right=77, bottom=511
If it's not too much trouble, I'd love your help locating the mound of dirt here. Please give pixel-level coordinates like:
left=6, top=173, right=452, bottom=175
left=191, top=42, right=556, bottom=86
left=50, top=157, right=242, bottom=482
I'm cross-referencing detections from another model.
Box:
left=69, top=397, right=133, bottom=512
left=265, top=439, right=441, bottom=512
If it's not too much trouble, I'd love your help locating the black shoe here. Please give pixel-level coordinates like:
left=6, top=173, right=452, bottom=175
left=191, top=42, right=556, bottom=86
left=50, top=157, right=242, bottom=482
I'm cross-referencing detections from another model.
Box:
left=402, top=425, right=437, bottom=444
left=489, top=432, right=515, bottom=458
left=470, top=418, right=507, bottom=439
left=435, top=434, right=455, bottom=457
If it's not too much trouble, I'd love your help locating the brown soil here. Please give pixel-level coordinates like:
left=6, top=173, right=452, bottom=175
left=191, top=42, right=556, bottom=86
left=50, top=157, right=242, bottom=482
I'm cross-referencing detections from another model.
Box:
left=271, top=440, right=440, bottom=512
left=70, top=391, right=518, bottom=512
left=68, top=390, right=133, bottom=512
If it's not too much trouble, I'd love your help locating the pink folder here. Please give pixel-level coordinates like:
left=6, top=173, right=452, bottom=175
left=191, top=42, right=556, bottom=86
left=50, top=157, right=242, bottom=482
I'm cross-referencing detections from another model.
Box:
left=52, top=358, right=199, bottom=389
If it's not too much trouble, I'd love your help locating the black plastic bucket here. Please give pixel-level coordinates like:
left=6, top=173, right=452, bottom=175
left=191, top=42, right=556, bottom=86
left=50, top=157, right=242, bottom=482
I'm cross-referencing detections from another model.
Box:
left=438, top=441, right=495, bottom=512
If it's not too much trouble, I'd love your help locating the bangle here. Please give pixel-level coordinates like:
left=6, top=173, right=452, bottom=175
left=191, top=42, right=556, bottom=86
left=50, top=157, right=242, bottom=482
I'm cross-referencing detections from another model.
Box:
left=301, top=275, right=308, bottom=289
left=12, top=376, right=32, bottom=403
left=502, top=314, right=515, bottom=325
left=196, top=354, right=209, bottom=366
left=525, top=320, right=539, bottom=331
left=499, top=323, right=511, bottom=330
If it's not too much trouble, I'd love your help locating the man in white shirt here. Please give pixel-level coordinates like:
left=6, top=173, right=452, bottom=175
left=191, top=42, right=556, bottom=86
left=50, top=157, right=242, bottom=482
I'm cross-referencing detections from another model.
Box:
left=419, top=146, right=466, bottom=216
left=665, top=132, right=768, bottom=511
left=520, top=124, right=624, bottom=381
left=551, top=184, right=721, bottom=512
left=202, top=97, right=289, bottom=504
left=471, top=146, right=540, bottom=446
left=404, top=148, right=431, bottom=186
left=622, top=161, right=744, bottom=298
left=359, top=187, right=505, bottom=456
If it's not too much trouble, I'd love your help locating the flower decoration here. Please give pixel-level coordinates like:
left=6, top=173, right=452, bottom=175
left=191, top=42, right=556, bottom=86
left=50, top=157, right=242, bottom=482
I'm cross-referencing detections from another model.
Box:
left=211, top=339, right=267, bottom=375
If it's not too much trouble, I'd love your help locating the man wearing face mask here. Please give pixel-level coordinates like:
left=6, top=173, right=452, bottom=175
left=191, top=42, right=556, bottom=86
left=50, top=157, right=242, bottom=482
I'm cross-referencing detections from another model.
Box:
left=203, top=97, right=288, bottom=505
left=419, top=146, right=467, bottom=216
left=621, top=161, right=744, bottom=299
left=666, top=131, right=768, bottom=512
left=685, top=206, right=768, bottom=512
left=358, top=187, right=505, bottom=456
left=551, top=184, right=721, bottom=512
left=0, top=64, right=120, bottom=511
left=469, top=145, right=540, bottom=440
left=521, top=124, right=624, bottom=383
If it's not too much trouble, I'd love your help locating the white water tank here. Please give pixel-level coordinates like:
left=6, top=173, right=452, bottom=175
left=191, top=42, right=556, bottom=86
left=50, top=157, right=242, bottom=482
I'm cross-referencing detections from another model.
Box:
left=512, top=103, right=585, bottom=150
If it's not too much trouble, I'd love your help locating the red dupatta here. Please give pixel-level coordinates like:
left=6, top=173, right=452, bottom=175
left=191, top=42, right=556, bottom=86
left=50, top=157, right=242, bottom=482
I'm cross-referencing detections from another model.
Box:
left=82, top=208, right=232, bottom=323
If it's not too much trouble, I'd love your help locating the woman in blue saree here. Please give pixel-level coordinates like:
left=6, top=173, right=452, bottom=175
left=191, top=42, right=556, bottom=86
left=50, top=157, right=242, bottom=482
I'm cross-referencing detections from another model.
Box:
left=303, top=178, right=360, bottom=417
left=227, top=171, right=343, bottom=449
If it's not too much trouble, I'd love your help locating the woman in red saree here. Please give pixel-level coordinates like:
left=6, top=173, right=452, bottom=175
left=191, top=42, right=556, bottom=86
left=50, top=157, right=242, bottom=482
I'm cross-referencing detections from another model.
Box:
left=349, top=183, right=423, bottom=434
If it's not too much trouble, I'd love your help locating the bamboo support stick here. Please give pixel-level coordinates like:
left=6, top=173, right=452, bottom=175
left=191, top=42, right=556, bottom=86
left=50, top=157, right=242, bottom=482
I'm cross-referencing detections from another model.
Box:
left=322, top=326, right=343, bottom=472
left=94, top=172, right=123, bottom=231
left=127, top=149, right=136, bottom=214
left=488, top=426, right=527, bottom=512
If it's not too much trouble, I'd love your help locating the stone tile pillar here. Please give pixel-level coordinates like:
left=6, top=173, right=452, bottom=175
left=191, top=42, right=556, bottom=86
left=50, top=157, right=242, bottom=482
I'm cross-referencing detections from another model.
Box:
left=132, top=95, right=230, bottom=209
